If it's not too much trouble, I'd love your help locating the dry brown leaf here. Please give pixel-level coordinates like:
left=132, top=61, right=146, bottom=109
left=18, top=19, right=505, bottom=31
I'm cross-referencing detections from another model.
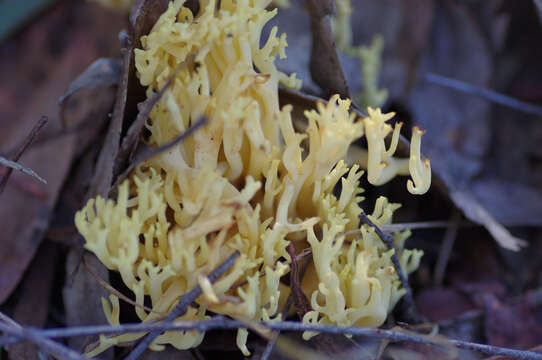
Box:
left=7, top=242, right=59, bottom=359
left=0, top=132, right=76, bottom=304
left=0, top=1, right=128, bottom=306
left=59, top=58, right=121, bottom=126
left=449, top=190, right=526, bottom=251
left=62, top=145, right=113, bottom=358
left=482, top=292, right=542, bottom=350
left=63, top=251, right=113, bottom=357
left=416, top=288, right=474, bottom=323
left=470, top=179, right=542, bottom=227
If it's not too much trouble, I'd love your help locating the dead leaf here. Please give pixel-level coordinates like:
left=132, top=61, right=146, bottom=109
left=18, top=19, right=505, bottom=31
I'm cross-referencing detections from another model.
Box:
left=130, top=0, right=171, bottom=44
left=470, top=179, right=542, bottom=227
left=0, top=133, right=76, bottom=304
left=61, top=142, right=113, bottom=358
left=460, top=282, right=507, bottom=299
left=83, top=257, right=163, bottom=315
left=482, top=293, right=542, bottom=349
left=8, top=242, right=58, bottom=359
left=63, top=251, right=113, bottom=357
left=449, top=190, right=526, bottom=251
left=59, top=58, right=121, bottom=126
left=439, top=310, right=484, bottom=360
left=415, top=288, right=474, bottom=322
left=0, top=2, right=125, bottom=306
left=447, top=234, right=507, bottom=290
left=49, top=145, right=100, bottom=249
left=465, top=1, right=509, bottom=53
left=62, top=82, right=118, bottom=160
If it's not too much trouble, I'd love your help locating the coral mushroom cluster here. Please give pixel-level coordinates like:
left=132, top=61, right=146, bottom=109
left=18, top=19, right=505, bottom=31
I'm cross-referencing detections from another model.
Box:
left=75, top=0, right=430, bottom=355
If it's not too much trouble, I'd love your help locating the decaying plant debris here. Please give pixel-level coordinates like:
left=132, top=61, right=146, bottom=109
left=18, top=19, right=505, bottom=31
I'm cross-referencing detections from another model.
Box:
left=1, top=0, right=542, bottom=359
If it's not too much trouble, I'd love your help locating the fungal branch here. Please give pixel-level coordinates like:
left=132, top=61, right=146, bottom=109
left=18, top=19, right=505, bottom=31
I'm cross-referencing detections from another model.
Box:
left=357, top=107, right=431, bottom=195
left=408, top=127, right=432, bottom=195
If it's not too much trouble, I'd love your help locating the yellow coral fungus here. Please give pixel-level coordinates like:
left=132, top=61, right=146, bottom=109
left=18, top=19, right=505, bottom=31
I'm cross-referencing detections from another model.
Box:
left=75, top=0, right=431, bottom=355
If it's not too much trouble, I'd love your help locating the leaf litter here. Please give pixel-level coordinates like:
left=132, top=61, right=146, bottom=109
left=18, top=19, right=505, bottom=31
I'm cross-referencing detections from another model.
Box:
left=2, top=0, right=542, bottom=360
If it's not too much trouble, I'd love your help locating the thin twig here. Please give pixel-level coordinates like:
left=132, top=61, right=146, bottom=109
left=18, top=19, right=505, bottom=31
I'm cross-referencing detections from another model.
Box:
left=15, top=318, right=542, bottom=360
left=424, top=73, right=542, bottom=117
left=0, top=157, right=47, bottom=185
left=260, top=330, right=280, bottom=360
left=111, top=116, right=207, bottom=192
left=381, top=220, right=476, bottom=232
left=359, top=213, right=420, bottom=323
left=0, top=116, right=48, bottom=194
left=287, top=242, right=312, bottom=319
left=3, top=116, right=48, bottom=162
left=333, top=219, right=476, bottom=242
left=260, top=292, right=296, bottom=360
left=132, top=116, right=207, bottom=165
left=124, top=250, right=240, bottom=360
left=0, top=312, right=21, bottom=329
left=0, top=312, right=86, bottom=360
left=433, top=210, right=461, bottom=287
